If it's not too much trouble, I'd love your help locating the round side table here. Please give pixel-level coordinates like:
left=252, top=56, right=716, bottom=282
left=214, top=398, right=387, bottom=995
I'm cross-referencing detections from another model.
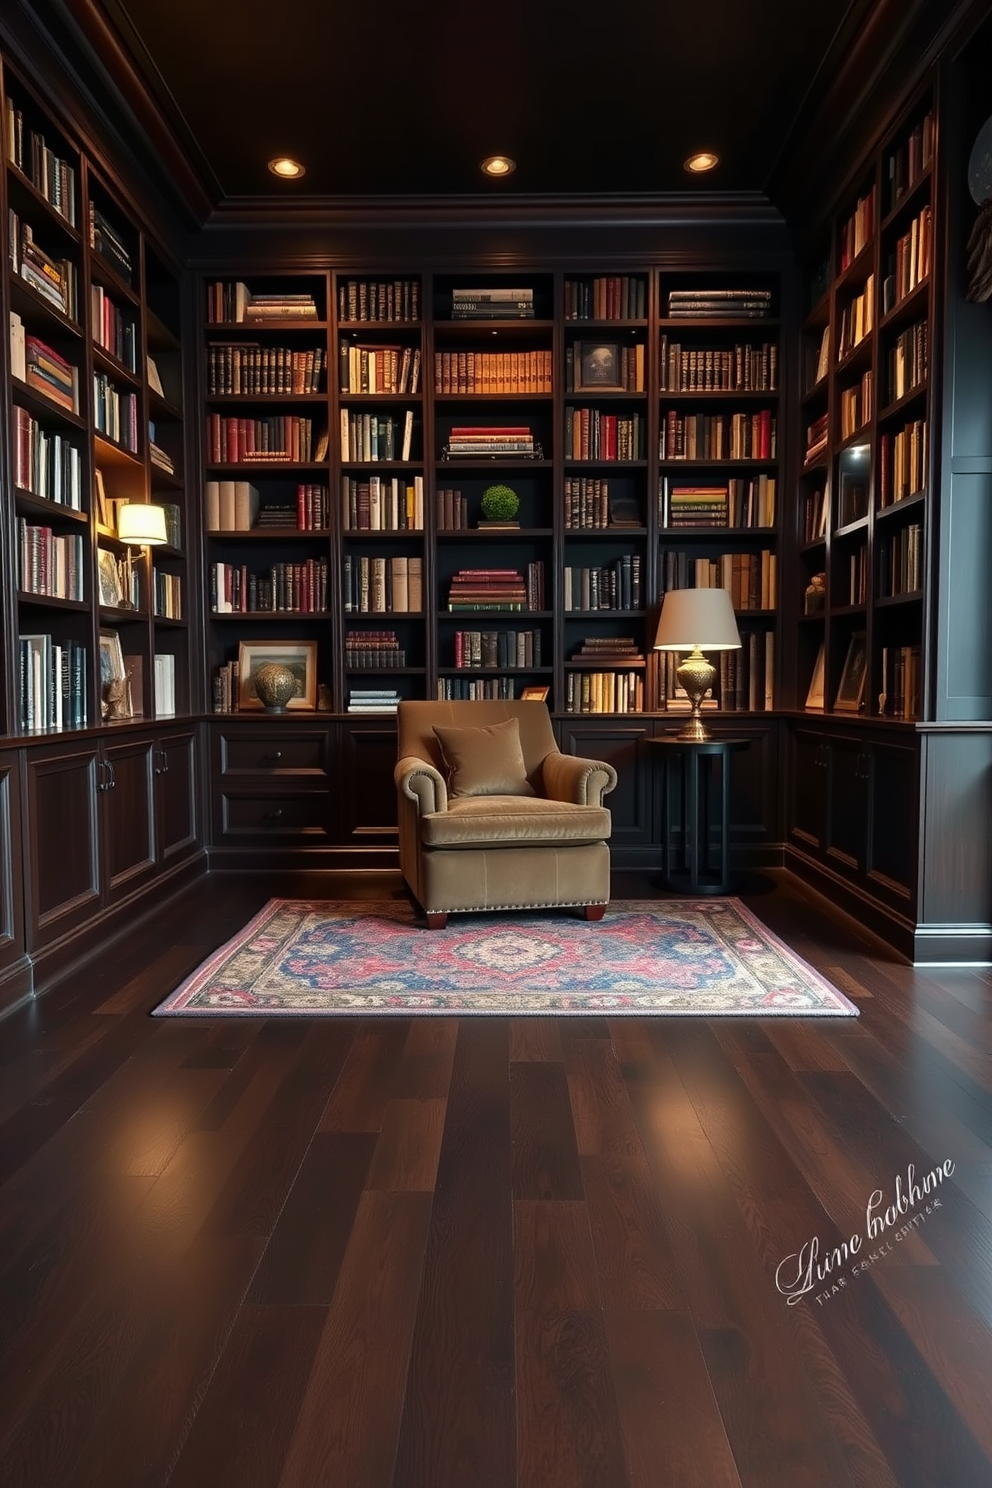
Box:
left=648, top=736, right=751, bottom=895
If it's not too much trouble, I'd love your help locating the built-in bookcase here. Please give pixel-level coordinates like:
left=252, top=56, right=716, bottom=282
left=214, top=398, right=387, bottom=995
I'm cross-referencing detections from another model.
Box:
left=796, top=90, right=935, bottom=721
left=0, top=55, right=190, bottom=734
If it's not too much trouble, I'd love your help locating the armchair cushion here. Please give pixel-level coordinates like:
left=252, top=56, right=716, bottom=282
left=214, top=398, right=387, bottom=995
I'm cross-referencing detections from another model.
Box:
left=432, top=716, right=536, bottom=799
left=420, top=794, right=611, bottom=849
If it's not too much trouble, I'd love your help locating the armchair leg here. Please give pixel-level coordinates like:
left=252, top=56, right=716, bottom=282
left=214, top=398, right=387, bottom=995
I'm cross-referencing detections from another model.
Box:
left=425, top=911, right=448, bottom=930
left=583, top=904, right=607, bottom=922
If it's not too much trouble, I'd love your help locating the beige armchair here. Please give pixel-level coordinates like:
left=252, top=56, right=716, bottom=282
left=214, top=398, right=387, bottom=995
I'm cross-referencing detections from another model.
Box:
left=395, top=699, right=617, bottom=928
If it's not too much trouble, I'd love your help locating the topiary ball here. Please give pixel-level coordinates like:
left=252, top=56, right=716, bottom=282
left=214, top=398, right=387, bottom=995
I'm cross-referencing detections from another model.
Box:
left=481, top=483, right=520, bottom=520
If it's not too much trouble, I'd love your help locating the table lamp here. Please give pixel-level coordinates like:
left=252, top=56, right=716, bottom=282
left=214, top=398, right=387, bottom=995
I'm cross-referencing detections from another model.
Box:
left=654, top=587, right=741, bottom=742
left=116, top=503, right=168, bottom=610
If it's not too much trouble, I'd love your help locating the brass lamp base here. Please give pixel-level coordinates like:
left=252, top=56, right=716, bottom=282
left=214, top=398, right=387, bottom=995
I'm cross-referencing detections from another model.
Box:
left=675, top=648, right=717, bottom=741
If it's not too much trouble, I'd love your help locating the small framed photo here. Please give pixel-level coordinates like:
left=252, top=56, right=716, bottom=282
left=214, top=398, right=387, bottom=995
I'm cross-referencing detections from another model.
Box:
left=520, top=685, right=550, bottom=702
left=97, top=547, right=123, bottom=607
left=805, top=643, right=825, bottom=710
left=94, top=468, right=110, bottom=529
left=237, top=639, right=317, bottom=710
left=835, top=631, right=867, bottom=712
left=575, top=341, right=624, bottom=391
left=99, top=629, right=129, bottom=718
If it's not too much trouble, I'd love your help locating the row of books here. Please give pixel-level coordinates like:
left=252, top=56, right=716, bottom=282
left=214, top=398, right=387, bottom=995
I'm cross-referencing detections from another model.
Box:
left=343, top=554, right=424, bottom=613
left=212, top=660, right=240, bottom=713
left=564, top=671, right=643, bottom=714
left=207, top=413, right=317, bottom=464
left=437, top=678, right=521, bottom=701
left=89, top=202, right=132, bottom=283
left=564, top=277, right=646, bottom=321
left=435, top=350, right=551, bottom=395
left=5, top=98, right=77, bottom=226
left=348, top=688, right=400, bottom=713
left=715, top=633, right=776, bottom=712
left=880, top=645, right=922, bottom=718
left=11, top=320, right=80, bottom=415
left=91, top=285, right=137, bottom=373
left=839, top=370, right=873, bottom=440
left=343, top=474, right=424, bottom=531
left=20, top=634, right=87, bottom=730
left=666, top=288, right=773, bottom=321
left=153, top=571, right=182, bottom=619
left=660, top=550, right=777, bottom=611
left=885, top=112, right=934, bottom=213
left=563, top=557, right=642, bottom=612
left=882, top=206, right=932, bottom=313
left=847, top=546, right=869, bottom=606
left=837, top=274, right=874, bottom=360
left=341, top=343, right=421, bottom=395
left=154, top=653, right=177, bottom=716
left=879, top=523, right=924, bottom=596
left=155, top=502, right=182, bottom=550
left=450, top=287, right=534, bottom=320
left=345, top=630, right=405, bottom=668
left=448, top=563, right=545, bottom=611
left=662, top=475, right=777, bottom=529
left=341, top=409, right=415, bottom=462
left=565, top=342, right=644, bottom=392
left=452, top=630, right=543, bottom=668
left=880, top=419, right=928, bottom=505
left=659, top=339, right=778, bottom=393
left=207, top=343, right=326, bottom=396
left=805, top=412, right=828, bottom=465
left=339, top=279, right=420, bottom=323
left=564, top=478, right=638, bottom=529
left=9, top=214, right=78, bottom=319
left=804, top=488, right=828, bottom=542
left=840, top=188, right=875, bottom=272
left=564, top=409, right=644, bottom=461
left=887, top=320, right=928, bottom=404
left=207, top=283, right=319, bottom=323
left=443, top=424, right=537, bottom=457
left=660, top=410, right=777, bottom=461
left=211, top=559, right=329, bottom=614
left=94, top=374, right=138, bottom=450
left=436, top=487, right=469, bottom=529
left=17, top=521, right=84, bottom=600
left=11, top=407, right=83, bottom=505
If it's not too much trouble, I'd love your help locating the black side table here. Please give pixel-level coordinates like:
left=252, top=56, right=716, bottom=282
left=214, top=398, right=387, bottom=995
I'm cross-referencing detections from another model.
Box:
left=648, top=736, right=751, bottom=895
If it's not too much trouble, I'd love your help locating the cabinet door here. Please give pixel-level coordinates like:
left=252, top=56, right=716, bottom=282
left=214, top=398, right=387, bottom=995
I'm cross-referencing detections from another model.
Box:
left=823, top=736, right=869, bottom=880
left=557, top=720, right=655, bottom=851
left=338, top=721, right=397, bottom=848
left=0, top=757, right=26, bottom=996
left=23, top=742, right=101, bottom=951
left=788, top=727, right=829, bottom=858
left=865, top=736, right=918, bottom=912
left=101, top=736, right=156, bottom=905
left=155, top=730, right=199, bottom=866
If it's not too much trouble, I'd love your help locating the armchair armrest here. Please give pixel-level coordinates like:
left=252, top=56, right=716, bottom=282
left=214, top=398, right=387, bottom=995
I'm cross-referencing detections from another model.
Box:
left=395, top=755, right=448, bottom=815
left=542, top=752, right=617, bottom=806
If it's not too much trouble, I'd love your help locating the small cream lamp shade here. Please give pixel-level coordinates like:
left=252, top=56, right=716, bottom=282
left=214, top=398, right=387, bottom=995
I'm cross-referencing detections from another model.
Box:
left=117, top=503, right=168, bottom=546
left=654, top=587, right=741, bottom=651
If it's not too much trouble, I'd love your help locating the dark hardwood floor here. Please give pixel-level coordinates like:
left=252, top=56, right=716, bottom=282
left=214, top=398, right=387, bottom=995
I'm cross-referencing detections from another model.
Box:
left=1, top=867, right=991, bottom=1487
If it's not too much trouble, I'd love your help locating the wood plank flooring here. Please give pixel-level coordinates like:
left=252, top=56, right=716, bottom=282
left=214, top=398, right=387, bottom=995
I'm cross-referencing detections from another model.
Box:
left=1, top=867, right=990, bottom=1487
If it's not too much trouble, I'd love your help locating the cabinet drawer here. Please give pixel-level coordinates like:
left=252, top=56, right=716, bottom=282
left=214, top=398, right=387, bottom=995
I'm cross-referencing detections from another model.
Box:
left=218, top=732, right=328, bottom=777
left=218, top=790, right=332, bottom=842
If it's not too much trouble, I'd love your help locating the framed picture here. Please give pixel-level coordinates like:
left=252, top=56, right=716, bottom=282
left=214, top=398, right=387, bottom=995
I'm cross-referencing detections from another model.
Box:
left=575, top=341, right=624, bottom=391
left=97, top=547, right=123, bottom=607
left=99, top=629, right=129, bottom=718
left=237, top=638, right=317, bottom=710
left=520, top=685, right=550, bottom=702
left=805, top=643, right=825, bottom=709
left=835, top=631, right=867, bottom=712
left=94, top=467, right=110, bottom=529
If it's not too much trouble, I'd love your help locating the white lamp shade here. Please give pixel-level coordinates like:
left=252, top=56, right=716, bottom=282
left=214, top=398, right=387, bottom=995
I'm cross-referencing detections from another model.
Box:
left=117, top=503, right=168, bottom=546
left=654, top=587, right=741, bottom=651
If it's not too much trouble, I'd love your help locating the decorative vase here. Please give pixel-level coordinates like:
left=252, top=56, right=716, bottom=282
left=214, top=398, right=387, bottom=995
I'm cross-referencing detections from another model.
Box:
left=253, top=662, right=297, bottom=712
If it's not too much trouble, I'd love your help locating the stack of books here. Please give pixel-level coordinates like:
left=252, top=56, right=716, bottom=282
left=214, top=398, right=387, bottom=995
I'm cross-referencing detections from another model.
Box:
left=207, top=282, right=319, bottom=323
left=443, top=425, right=538, bottom=459
left=666, top=288, right=773, bottom=320
left=666, top=485, right=729, bottom=527
left=805, top=413, right=829, bottom=465
left=572, top=637, right=644, bottom=663
left=347, top=688, right=401, bottom=713
left=345, top=630, right=405, bottom=668
left=148, top=423, right=174, bottom=473
left=10, top=218, right=77, bottom=319
left=448, top=568, right=528, bottom=611
left=89, top=203, right=132, bottom=283
left=23, top=334, right=79, bottom=413
left=451, top=287, right=535, bottom=319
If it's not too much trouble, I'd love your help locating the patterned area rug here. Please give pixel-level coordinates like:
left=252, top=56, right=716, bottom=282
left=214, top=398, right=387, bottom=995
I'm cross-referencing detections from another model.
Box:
left=153, top=899, right=858, bottom=1017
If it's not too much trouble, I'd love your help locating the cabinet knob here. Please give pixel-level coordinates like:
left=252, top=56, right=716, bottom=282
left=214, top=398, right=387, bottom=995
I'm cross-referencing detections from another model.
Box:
left=262, top=808, right=284, bottom=824
left=261, top=751, right=283, bottom=766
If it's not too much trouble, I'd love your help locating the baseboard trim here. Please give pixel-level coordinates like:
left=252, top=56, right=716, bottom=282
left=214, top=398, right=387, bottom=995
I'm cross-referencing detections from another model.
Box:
left=0, top=955, right=34, bottom=1018
left=911, top=924, right=992, bottom=965
left=205, top=844, right=401, bottom=872
left=783, top=847, right=917, bottom=961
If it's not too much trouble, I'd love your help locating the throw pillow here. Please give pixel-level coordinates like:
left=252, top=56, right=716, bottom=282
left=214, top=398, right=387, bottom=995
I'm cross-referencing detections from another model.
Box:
left=432, top=716, right=536, bottom=798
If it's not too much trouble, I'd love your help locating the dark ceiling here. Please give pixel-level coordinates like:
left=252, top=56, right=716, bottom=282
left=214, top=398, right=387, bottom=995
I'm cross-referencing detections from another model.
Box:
left=100, top=0, right=860, bottom=202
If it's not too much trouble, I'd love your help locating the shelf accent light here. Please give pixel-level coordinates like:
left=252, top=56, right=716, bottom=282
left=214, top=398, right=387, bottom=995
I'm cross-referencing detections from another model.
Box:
left=480, top=155, right=516, bottom=177
left=684, top=151, right=720, bottom=173
left=268, top=156, right=305, bottom=179
left=116, top=503, right=168, bottom=610
left=654, top=587, right=741, bottom=741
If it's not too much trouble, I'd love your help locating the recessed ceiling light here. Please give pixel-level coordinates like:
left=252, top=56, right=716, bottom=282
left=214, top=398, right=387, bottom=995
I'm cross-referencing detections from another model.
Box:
left=268, top=156, right=306, bottom=179
left=684, top=151, right=720, bottom=174
left=481, top=155, right=516, bottom=177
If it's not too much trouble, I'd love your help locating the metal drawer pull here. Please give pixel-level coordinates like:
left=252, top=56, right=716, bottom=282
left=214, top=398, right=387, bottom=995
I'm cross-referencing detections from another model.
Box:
left=261, top=808, right=284, bottom=824
left=261, top=751, right=283, bottom=765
